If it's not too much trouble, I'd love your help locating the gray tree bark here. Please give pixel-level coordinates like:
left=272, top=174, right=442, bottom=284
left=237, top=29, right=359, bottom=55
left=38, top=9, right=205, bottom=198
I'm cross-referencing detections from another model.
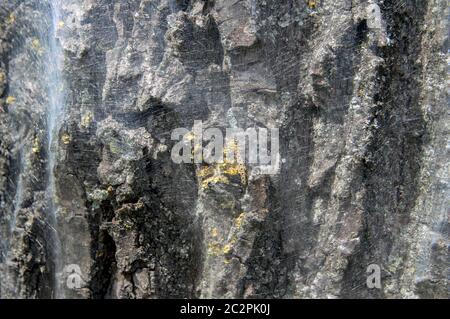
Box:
left=0, top=0, right=448, bottom=299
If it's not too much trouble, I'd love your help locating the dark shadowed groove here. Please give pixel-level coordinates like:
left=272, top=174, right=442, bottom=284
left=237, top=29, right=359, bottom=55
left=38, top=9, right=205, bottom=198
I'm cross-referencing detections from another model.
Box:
left=341, top=0, right=429, bottom=298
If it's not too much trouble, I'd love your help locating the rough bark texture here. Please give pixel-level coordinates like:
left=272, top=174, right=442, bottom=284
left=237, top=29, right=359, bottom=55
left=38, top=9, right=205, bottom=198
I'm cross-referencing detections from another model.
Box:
left=0, top=0, right=448, bottom=299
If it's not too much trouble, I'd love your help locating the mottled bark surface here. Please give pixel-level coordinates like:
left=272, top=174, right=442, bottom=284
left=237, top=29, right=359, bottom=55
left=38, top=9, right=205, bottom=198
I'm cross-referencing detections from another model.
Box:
left=0, top=0, right=448, bottom=299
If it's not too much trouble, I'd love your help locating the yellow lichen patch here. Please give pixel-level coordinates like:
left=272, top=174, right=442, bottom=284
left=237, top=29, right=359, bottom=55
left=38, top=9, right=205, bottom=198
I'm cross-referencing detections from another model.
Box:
left=220, top=162, right=247, bottom=185
left=5, top=96, right=16, bottom=104
left=32, top=137, right=41, bottom=154
left=208, top=234, right=237, bottom=259
left=222, top=244, right=232, bottom=255
left=193, top=142, right=202, bottom=157
left=184, top=131, right=195, bottom=141
left=109, top=140, right=121, bottom=154
left=211, top=227, right=219, bottom=238
left=6, top=13, right=15, bottom=25
left=61, top=133, right=71, bottom=145
left=198, top=165, right=214, bottom=178
left=31, top=38, right=44, bottom=55
left=107, top=186, right=114, bottom=195
left=198, top=163, right=247, bottom=190
left=81, top=111, right=93, bottom=128
left=357, top=86, right=364, bottom=97
left=123, top=220, right=134, bottom=230
left=57, top=21, right=65, bottom=30
left=307, top=0, right=317, bottom=9
left=135, top=201, right=145, bottom=210
left=234, top=212, right=245, bottom=229
left=207, top=242, right=222, bottom=256
left=197, top=138, right=247, bottom=190
left=0, top=72, right=5, bottom=83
